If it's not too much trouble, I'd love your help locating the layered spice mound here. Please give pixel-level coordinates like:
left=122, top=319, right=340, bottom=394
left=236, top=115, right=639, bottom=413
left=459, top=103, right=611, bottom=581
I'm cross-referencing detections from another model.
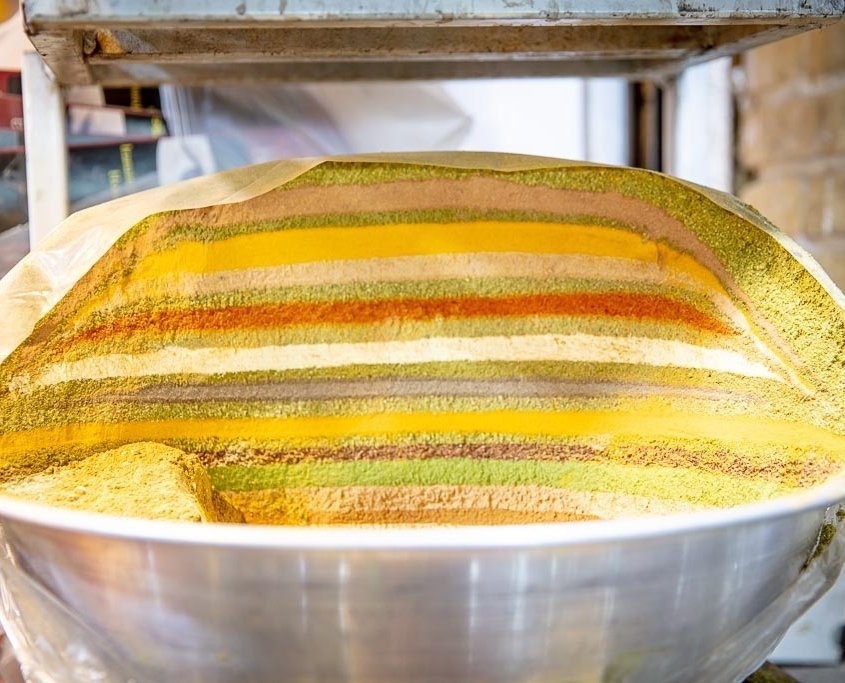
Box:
left=2, top=159, right=845, bottom=525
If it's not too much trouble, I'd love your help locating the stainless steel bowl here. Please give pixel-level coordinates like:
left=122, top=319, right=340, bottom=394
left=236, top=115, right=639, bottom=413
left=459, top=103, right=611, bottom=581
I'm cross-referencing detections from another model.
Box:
left=0, top=483, right=843, bottom=683
left=2, top=155, right=844, bottom=682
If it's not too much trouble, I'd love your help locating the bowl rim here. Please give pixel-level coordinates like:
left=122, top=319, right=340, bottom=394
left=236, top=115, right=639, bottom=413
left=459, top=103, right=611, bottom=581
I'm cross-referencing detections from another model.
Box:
left=0, top=473, right=842, bottom=550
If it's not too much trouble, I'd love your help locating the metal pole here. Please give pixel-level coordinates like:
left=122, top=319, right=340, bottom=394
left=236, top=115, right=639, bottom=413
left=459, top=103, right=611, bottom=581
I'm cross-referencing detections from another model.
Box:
left=21, top=51, right=69, bottom=250
left=628, top=81, right=664, bottom=172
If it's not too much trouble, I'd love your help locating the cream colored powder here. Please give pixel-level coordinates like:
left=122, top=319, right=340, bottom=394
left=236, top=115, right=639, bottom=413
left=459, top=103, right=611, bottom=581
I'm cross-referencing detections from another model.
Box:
left=0, top=442, right=243, bottom=523
left=26, top=333, right=781, bottom=391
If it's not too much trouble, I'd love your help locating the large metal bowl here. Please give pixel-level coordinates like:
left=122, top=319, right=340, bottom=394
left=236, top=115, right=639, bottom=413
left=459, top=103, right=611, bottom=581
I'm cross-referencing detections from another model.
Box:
left=1, top=154, right=844, bottom=682
left=0, top=484, right=843, bottom=683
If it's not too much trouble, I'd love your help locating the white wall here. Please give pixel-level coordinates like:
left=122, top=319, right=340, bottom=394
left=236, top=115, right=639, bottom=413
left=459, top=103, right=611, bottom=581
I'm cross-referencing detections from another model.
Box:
left=440, top=79, right=586, bottom=158
left=672, top=58, right=733, bottom=193
left=440, top=78, right=628, bottom=165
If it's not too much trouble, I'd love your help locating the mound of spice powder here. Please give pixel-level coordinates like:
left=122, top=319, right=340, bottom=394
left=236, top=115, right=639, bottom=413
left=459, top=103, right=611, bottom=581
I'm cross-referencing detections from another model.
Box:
left=0, top=442, right=243, bottom=522
left=1, top=157, right=845, bottom=524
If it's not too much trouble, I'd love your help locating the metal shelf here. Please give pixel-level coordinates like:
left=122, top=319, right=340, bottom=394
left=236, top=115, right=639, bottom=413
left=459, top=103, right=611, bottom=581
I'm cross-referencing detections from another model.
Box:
left=23, top=0, right=845, bottom=84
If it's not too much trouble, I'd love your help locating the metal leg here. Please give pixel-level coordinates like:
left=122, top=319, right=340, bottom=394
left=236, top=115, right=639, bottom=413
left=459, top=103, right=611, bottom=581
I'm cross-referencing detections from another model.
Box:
left=661, top=75, right=678, bottom=176
left=21, top=51, right=69, bottom=250
left=628, top=81, right=664, bottom=172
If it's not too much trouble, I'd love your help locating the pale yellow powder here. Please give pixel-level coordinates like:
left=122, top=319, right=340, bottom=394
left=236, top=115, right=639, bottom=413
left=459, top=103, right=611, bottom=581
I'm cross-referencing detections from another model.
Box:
left=0, top=442, right=243, bottom=523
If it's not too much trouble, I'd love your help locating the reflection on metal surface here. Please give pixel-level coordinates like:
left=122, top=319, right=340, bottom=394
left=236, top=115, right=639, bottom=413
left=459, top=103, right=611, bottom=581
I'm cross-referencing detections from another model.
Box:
left=0, top=500, right=841, bottom=681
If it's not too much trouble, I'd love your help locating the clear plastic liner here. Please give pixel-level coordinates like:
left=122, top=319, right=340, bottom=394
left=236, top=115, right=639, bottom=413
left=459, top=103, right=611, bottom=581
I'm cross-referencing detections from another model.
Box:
left=158, top=83, right=472, bottom=178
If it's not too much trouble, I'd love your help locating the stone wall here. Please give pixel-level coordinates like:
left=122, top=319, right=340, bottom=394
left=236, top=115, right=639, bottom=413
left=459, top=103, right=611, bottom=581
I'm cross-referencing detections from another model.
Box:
left=736, top=19, right=845, bottom=286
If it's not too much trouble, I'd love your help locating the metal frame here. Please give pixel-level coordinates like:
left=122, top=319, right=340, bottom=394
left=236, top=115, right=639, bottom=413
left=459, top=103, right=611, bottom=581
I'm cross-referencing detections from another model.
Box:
left=23, top=0, right=845, bottom=85
left=18, top=0, right=845, bottom=238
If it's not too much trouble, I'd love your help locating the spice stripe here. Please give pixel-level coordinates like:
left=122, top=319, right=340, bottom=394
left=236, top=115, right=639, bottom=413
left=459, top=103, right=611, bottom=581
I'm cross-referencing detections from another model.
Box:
left=221, top=485, right=710, bottom=525
left=189, top=442, right=837, bottom=486
left=101, top=377, right=748, bottom=404
left=207, top=458, right=791, bottom=507
left=3, top=409, right=845, bottom=459
left=65, top=291, right=735, bottom=346
left=131, top=221, right=729, bottom=295
left=23, top=333, right=781, bottom=391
